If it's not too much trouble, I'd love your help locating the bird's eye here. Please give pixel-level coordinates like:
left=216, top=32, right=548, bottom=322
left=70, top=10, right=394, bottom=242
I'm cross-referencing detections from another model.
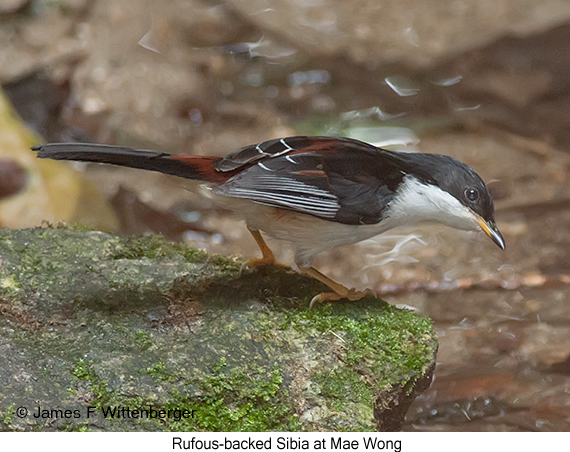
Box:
left=464, top=187, right=479, bottom=202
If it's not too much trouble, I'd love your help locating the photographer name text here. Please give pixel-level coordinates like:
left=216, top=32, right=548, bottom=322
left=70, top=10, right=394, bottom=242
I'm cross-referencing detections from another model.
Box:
left=16, top=405, right=195, bottom=421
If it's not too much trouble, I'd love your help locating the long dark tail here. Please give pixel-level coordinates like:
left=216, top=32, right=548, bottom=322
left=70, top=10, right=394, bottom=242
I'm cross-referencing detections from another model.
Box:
left=32, top=143, right=226, bottom=183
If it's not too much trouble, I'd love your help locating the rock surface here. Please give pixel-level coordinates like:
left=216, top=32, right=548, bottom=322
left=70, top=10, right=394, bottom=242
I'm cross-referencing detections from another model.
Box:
left=0, top=227, right=437, bottom=431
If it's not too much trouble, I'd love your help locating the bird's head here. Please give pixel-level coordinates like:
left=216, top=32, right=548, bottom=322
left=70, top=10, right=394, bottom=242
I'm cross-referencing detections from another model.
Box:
left=389, top=153, right=505, bottom=250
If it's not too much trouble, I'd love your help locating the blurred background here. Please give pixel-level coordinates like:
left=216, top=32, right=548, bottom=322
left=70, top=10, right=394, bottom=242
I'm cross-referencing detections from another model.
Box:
left=1, top=0, right=570, bottom=431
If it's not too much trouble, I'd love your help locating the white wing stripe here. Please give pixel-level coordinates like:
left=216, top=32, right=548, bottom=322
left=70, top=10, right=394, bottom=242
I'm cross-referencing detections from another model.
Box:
left=257, top=162, right=276, bottom=171
left=227, top=188, right=339, bottom=213
left=252, top=176, right=336, bottom=198
left=251, top=183, right=336, bottom=199
left=229, top=189, right=339, bottom=208
left=255, top=144, right=269, bottom=155
left=280, top=138, right=294, bottom=150
left=266, top=138, right=295, bottom=157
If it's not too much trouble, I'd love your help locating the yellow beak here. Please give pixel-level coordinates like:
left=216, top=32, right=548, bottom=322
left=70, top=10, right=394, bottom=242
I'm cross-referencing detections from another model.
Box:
left=477, top=216, right=505, bottom=250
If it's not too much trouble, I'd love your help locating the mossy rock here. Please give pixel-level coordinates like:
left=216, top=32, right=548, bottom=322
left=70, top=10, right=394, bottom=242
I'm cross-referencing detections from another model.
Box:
left=0, top=227, right=437, bottom=431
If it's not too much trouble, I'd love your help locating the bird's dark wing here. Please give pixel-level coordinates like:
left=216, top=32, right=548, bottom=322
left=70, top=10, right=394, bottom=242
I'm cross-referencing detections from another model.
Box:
left=214, top=136, right=409, bottom=225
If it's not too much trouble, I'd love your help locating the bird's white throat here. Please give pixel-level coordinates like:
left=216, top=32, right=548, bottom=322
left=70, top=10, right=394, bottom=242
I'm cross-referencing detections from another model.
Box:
left=384, top=175, right=480, bottom=232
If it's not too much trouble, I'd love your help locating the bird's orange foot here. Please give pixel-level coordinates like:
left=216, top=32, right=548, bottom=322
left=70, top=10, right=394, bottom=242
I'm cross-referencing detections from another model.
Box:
left=309, top=288, right=376, bottom=308
left=240, top=227, right=291, bottom=275
left=239, top=257, right=290, bottom=276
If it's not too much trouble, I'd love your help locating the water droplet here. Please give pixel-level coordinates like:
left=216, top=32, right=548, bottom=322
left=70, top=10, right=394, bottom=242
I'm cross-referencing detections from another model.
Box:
left=385, top=76, right=419, bottom=96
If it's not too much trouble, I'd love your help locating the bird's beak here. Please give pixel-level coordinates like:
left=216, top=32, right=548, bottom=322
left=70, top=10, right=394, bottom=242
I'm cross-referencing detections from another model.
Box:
left=477, top=217, right=505, bottom=250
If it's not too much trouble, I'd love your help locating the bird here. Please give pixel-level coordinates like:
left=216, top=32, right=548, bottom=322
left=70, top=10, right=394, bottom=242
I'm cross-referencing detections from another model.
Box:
left=32, top=136, right=505, bottom=306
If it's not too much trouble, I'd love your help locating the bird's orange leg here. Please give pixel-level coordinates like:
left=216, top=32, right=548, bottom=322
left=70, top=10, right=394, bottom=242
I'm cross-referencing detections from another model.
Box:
left=240, top=227, right=290, bottom=274
left=299, top=266, right=376, bottom=308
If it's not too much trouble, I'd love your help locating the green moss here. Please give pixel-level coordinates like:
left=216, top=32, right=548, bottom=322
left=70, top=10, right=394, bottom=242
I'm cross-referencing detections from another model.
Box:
left=40, top=221, right=98, bottom=232
left=299, top=302, right=431, bottom=371
left=68, top=356, right=300, bottom=431
left=58, top=419, right=92, bottom=432
left=0, top=227, right=243, bottom=313
left=106, top=234, right=241, bottom=279
left=70, top=359, right=115, bottom=408
left=0, top=228, right=109, bottom=301
left=134, top=330, right=153, bottom=350
left=139, top=360, right=182, bottom=383
left=109, top=235, right=202, bottom=261
left=316, top=367, right=374, bottom=411
left=107, top=234, right=234, bottom=267
left=0, top=275, right=20, bottom=295
left=155, top=358, right=301, bottom=432
left=0, top=404, right=16, bottom=431
left=280, top=300, right=435, bottom=409
left=69, top=359, right=147, bottom=423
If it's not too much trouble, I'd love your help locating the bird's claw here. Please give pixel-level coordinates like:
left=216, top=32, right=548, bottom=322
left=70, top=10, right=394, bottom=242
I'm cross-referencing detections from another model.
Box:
left=309, top=288, right=376, bottom=308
